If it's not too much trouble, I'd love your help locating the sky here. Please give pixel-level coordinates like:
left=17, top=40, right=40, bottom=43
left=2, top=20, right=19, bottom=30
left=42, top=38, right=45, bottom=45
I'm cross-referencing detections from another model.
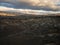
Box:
left=0, top=0, right=60, bottom=11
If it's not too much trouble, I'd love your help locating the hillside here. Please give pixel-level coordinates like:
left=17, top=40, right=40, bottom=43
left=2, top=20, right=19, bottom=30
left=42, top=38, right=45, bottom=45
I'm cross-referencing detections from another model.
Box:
left=0, top=15, right=60, bottom=45
left=0, top=11, right=18, bottom=16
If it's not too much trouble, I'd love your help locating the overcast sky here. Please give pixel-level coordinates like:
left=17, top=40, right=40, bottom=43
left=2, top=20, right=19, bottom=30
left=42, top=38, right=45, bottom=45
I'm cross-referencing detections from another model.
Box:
left=0, top=0, right=60, bottom=10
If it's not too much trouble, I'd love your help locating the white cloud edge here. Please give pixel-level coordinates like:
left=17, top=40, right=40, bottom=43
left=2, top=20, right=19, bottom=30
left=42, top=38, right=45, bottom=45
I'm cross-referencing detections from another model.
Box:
left=0, top=6, right=60, bottom=15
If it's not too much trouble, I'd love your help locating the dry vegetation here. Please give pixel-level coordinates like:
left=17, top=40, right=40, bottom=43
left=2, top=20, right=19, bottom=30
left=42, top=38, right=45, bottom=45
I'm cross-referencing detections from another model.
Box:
left=0, top=13, right=60, bottom=45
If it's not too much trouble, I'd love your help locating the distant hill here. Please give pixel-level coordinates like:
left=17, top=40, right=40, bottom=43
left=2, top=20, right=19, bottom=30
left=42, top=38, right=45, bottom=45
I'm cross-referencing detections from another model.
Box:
left=0, top=11, right=60, bottom=16
left=0, top=11, right=19, bottom=16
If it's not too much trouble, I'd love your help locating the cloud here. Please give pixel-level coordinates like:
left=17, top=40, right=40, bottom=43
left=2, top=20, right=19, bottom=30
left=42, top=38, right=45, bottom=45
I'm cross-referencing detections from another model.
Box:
left=0, top=6, right=59, bottom=15
left=0, top=2, right=16, bottom=8
left=0, top=0, right=60, bottom=9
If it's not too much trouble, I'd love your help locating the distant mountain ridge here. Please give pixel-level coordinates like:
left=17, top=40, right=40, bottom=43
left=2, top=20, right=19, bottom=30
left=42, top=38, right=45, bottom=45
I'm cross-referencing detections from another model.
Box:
left=0, top=11, right=60, bottom=16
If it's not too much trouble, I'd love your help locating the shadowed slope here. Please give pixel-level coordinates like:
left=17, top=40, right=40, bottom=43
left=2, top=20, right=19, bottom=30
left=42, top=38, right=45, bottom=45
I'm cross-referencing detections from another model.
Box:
left=0, top=16, right=60, bottom=45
